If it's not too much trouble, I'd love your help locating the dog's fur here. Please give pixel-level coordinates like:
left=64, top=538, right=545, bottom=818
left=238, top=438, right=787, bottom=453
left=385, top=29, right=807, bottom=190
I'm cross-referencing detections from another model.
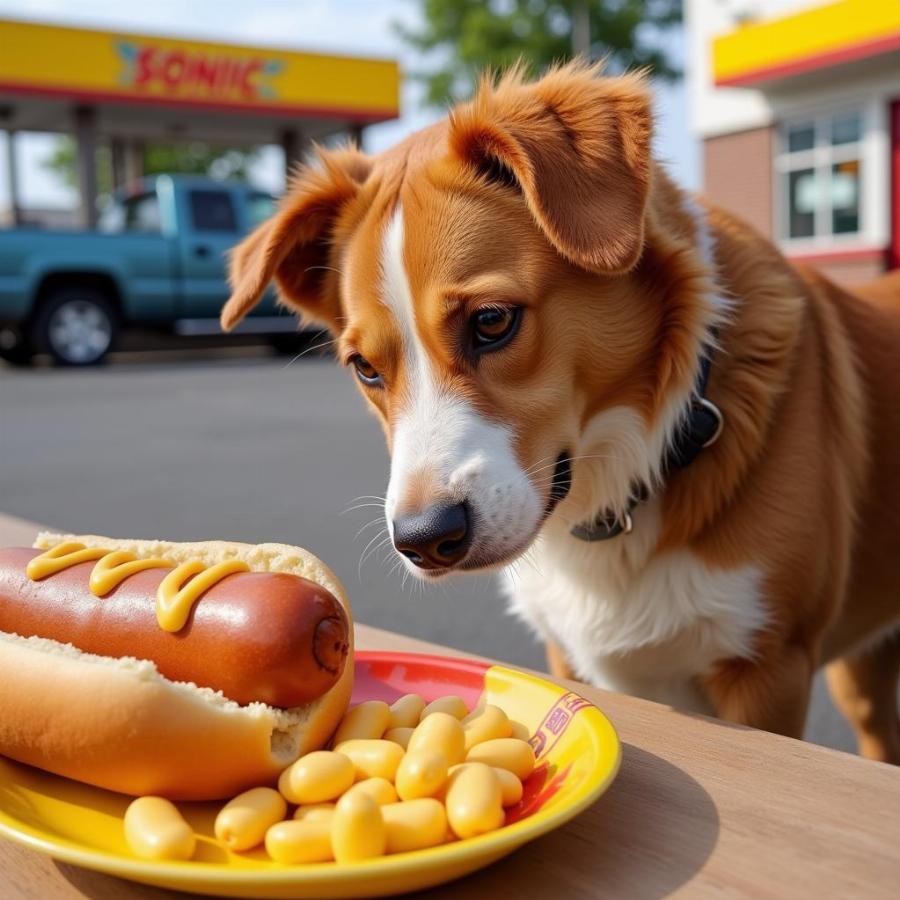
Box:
left=221, top=63, right=900, bottom=763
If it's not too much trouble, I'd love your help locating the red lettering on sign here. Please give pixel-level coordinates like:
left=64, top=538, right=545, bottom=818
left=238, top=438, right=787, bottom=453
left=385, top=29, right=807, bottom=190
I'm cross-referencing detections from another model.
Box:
left=122, top=41, right=273, bottom=101
left=161, top=51, right=186, bottom=90
left=242, top=59, right=263, bottom=98
left=192, top=56, right=217, bottom=90
left=134, top=47, right=157, bottom=87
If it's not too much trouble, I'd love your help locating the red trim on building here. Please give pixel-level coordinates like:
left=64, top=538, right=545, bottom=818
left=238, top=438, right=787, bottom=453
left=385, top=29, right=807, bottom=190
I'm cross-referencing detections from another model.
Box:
left=890, top=100, right=900, bottom=270
left=786, top=247, right=888, bottom=265
left=716, top=32, right=900, bottom=87
left=0, top=79, right=397, bottom=124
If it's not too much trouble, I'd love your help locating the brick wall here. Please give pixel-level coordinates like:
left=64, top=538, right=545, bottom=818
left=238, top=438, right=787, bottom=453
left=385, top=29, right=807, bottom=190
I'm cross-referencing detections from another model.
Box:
left=790, top=255, right=888, bottom=287
left=703, top=126, right=774, bottom=240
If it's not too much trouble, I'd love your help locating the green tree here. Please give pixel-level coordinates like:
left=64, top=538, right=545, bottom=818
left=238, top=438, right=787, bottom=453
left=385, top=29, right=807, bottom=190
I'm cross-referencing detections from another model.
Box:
left=43, top=139, right=259, bottom=191
left=397, top=0, right=682, bottom=107
left=43, top=139, right=113, bottom=196
left=141, top=144, right=259, bottom=181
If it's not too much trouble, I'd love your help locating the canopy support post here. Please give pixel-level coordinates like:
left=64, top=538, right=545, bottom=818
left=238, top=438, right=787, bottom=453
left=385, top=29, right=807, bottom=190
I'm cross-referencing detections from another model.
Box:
left=5, top=129, right=21, bottom=226
left=74, top=105, right=99, bottom=229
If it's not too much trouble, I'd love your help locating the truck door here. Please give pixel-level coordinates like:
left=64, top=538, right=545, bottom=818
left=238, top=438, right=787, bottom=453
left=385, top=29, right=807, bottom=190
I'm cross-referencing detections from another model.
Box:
left=112, top=191, right=178, bottom=320
left=178, top=186, right=243, bottom=319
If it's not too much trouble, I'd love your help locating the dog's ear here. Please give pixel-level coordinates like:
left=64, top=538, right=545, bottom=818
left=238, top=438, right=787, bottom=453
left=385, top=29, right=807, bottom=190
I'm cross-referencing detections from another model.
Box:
left=448, top=62, right=652, bottom=274
left=220, top=147, right=371, bottom=332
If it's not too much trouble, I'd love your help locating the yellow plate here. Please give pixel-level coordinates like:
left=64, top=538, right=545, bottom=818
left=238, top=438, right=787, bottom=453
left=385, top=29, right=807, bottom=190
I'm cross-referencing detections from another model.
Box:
left=0, top=651, right=620, bottom=898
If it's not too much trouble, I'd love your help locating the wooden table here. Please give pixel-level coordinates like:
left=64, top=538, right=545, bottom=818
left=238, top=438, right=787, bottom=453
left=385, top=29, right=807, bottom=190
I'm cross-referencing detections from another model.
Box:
left=1, top=511, right=899, bottom=898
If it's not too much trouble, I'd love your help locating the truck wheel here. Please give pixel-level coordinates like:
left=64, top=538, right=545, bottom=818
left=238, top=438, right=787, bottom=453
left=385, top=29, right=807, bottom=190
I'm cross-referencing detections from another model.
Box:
left=32, top=288, right=118, bottom=366
left=0, top=327, right=34, bottom=366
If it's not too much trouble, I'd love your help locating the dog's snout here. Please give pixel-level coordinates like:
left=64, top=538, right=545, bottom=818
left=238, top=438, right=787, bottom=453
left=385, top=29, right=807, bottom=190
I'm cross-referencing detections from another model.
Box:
left=392, top=502, right=472, bottom=570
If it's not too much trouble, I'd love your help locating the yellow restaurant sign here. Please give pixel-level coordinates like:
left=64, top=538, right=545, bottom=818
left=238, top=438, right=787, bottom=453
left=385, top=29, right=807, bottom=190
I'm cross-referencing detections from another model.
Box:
left=713, top=0, right=900, bottom=87
left=0, top=19, right=400, bottom=121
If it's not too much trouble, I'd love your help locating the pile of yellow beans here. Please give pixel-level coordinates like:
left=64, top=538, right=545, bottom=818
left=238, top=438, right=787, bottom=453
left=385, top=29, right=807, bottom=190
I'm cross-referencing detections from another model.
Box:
left=123, top=694, right=535, bottom=863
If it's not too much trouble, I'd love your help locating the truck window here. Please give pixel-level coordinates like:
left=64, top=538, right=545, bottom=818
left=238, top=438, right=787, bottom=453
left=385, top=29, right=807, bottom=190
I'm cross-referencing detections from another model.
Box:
left=103, top=192, right=160, bottom=234
left=189, top=189, right=238, bottom=232
left=247, top=192, right=276, bottom=228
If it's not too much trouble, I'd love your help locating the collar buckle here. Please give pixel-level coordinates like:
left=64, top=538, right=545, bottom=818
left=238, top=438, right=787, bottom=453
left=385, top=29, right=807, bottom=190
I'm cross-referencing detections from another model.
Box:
left=696, top=397, right=724, bottom=448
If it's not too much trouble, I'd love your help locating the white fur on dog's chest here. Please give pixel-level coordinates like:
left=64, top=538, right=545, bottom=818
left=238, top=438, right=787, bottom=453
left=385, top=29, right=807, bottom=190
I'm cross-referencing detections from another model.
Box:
left=502, top=507, right=768, bottom=714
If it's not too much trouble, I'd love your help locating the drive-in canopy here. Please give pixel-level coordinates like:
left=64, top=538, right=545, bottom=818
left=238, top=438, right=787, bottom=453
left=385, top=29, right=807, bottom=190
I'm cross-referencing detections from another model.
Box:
left=0, top=18, right=401, bottom=226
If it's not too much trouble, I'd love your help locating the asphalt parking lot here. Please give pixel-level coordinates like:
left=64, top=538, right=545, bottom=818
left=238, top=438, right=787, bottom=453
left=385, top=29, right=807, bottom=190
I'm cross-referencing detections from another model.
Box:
left=0, top=348, right=856, bottom=754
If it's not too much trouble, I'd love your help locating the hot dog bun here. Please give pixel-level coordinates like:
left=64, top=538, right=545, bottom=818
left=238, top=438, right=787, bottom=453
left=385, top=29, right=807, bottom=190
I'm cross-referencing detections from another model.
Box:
left=0, top=533, right=354, bottom=801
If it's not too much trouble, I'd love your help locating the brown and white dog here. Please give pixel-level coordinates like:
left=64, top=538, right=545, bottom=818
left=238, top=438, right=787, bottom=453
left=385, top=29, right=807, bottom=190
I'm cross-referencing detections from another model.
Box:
left=222, top=63, right=900, bottom=763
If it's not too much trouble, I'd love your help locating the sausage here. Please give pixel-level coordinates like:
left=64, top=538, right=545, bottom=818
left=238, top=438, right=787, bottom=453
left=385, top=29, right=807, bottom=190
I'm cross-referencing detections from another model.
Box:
left=0, top=547, right=349, bottom=708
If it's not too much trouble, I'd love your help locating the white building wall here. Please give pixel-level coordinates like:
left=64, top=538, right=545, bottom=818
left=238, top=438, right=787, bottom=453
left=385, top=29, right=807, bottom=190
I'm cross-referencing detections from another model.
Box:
left=686, top=0, right=821, bottom=138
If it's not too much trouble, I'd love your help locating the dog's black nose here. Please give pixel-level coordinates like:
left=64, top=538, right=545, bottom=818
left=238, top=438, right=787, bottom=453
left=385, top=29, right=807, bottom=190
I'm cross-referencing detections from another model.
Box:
left=392, top=502, right=471, bottom=570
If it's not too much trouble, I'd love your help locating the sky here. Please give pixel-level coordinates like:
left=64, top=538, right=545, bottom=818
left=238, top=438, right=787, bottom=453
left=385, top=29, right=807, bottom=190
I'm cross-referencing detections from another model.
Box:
left=0, top=0, right=698, bottom=210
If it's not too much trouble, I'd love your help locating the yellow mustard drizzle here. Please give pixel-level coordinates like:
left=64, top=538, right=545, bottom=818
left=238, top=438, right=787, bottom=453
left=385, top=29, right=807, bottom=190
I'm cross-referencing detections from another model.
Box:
left=25, top=542, right=110, bottom=579
left=88, top=549, right=170, bottom=596
left=25, top=543, right=250, bottom=633
left=155, top=559, right=249, bottom=632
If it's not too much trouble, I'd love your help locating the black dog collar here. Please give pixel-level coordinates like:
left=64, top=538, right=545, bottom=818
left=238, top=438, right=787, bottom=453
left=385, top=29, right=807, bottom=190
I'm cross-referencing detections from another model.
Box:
left=571, top=348, right=724, bottom=542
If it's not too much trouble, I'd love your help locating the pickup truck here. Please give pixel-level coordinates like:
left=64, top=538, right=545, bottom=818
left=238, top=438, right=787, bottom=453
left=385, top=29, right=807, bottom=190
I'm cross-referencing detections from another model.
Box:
left=0, top=175, right=305, bottom=365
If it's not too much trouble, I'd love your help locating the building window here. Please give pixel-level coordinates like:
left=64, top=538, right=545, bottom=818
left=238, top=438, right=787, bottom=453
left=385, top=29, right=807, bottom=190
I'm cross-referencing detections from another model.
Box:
left=776, top=110, right=863, bottom=245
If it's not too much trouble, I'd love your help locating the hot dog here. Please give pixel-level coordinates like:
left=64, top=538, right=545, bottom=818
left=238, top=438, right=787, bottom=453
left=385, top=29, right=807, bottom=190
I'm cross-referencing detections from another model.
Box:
left=0, top=548, right=348, bottom=707
left=0, top=533, right=354, bottom=800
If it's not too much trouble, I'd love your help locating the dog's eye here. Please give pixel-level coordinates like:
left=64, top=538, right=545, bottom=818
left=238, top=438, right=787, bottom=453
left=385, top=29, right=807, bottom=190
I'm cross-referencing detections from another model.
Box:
left=349, top=354, right=383, bottom=387
left=471, top=306, right=522, bottom=352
